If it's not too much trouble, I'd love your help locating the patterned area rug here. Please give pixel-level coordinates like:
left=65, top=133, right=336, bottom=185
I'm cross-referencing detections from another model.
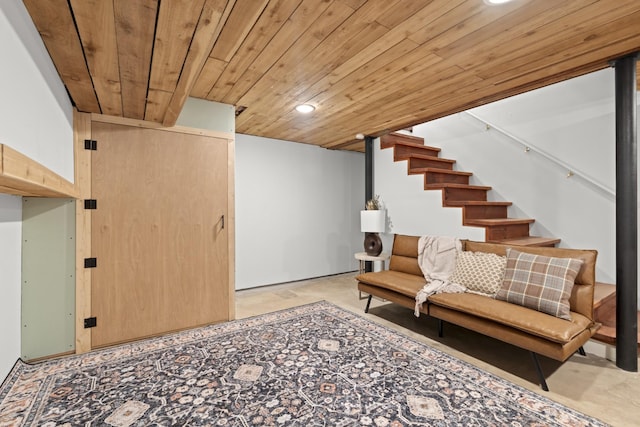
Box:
left=0, top=301, right=607, bottom=426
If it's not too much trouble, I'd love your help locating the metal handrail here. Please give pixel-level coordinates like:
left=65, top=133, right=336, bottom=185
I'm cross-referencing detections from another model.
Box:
left=463, top=111, right=616, bottom=198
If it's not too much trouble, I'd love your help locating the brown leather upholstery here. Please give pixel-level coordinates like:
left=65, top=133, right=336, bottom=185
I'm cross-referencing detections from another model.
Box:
left=356, top=270, right=425, bottom=299
left=356, top=234, right=600, bottom=362
left=388, top=234, right=422, bottom=277
left=428, top=293, right=592, bottom=344
left=427, top=304, right=599, bottom=361
left=463, top=240, right=597, bottom=320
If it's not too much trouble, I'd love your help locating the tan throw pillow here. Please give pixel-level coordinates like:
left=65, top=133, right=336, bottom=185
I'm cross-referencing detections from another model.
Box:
left=495, top=248, right=583, bottom=320
left=449, top=251, right=506, bottom=296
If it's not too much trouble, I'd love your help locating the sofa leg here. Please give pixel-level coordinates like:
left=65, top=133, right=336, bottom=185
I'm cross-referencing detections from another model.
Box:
left=437, top=319, right=443, bottom=337
left=578, top=346, right=586, bottom=356
left=364, top=295, right=372, bottom=313
left=530, top=352, right=549, bottom=392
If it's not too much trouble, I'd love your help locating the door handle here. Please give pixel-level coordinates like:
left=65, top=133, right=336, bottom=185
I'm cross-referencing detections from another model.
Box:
left=221, top=214, right=224, bottom=229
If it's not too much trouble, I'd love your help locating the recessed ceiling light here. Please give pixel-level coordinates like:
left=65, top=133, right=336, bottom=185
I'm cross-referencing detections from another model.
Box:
left=295, top=104, right=315, bottom=113
left=484, top=0, right=514, bottom=4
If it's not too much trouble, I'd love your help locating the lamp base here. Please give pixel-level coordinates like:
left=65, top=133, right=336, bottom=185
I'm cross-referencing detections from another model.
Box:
left=364, top=232, right=383, bottom=256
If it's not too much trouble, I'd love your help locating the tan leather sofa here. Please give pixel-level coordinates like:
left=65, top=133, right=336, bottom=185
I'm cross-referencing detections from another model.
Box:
left=356, top=234, right=600, bottom=391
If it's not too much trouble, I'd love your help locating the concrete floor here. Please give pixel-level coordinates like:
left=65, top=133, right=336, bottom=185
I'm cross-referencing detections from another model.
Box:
left=236, top=272, right=640, bottom=426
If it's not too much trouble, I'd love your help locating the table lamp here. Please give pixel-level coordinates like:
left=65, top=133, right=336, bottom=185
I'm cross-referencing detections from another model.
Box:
left=360, top=209, right=385, bottom=256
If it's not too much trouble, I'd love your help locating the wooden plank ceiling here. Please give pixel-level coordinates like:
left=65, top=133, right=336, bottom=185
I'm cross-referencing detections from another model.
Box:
left=24, top=0, right=640, bottom=152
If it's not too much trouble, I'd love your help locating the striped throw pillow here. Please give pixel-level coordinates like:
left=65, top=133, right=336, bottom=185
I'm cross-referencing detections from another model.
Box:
left=495, top=248, right=583, bottom=320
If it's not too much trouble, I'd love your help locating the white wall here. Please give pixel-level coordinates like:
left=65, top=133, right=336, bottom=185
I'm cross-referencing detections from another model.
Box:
left=0, top=1, right=74, bottom=380
left=235, top=134, right=363, bottom=289
left=376, top=68, right=638, bottom=307
left=176, top=97, right=235, bottom=134
left=467, top=69, right=616, bottom=194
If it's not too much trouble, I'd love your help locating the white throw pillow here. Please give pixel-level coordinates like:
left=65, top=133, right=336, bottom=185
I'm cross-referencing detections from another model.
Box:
left=449, top=251, right=506, bottom=296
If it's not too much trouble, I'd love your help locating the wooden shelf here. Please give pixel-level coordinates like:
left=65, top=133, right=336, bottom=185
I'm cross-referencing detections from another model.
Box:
left=0, top=144, right=76, bottom=198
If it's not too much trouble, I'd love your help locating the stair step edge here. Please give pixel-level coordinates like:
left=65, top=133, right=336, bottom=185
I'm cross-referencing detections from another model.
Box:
left=591, top=311, right=640, bottom=349
left=488, top=236, right=561, bottom=247
left=380, top=132, right=427, bottom=149
left=450, top=201, right=513, bottom=207
left=392, top=141, right=442, bottom=152
left=408, top=154, right=455, bottom=163
left=411, top=168, right=470, bottom=176
left=427, top=183, right=491, bottom=190
left=465, top=218, right=535, bottom=226
left=594, top=282, right=616, bottom=309
left=413, top=168, right=472, bottom=176
left=410, top=167, right=455, bottom=175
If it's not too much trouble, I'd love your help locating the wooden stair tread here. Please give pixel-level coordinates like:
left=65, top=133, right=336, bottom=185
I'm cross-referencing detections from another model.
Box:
left=592, top=325, right=617, bottom=346
left=390, top=141, right=442, bottom=152
left=592, top=312, right=640, bottom=349
left=447, top=200, right=513, bottom=207
left=489, top=236, right=561, bottom=247
left=593, top=282, right=616, bottom=309
left=391, top=141, right=442, bottom=162
left=426, top=183, right=491, bottom=190
left=412, top=168, right=472, bottom=176
left=380, top=132, right=431, bottom=149
left=465, top=218, right=535, bottom=226
left=590, top=283, right=640, bottom=348
left=408, top=155, right=456, bottom=172
left=409, top=153, right=455, bottom=163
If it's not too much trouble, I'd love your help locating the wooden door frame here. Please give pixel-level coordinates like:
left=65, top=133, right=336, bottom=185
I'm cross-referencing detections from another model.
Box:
left=73, top=111, right=235, bottom=353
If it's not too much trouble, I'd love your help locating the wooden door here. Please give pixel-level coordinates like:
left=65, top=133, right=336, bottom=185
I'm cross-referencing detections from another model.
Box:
left=91, top=121, right=229, bottom=347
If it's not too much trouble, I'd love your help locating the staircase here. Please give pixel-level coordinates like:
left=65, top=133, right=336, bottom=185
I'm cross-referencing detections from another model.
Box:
left=382, top=131, right=640, bottom=347
left=381, top=132, right=560, bottom=247
left=592, top=282, right=640, bottom=348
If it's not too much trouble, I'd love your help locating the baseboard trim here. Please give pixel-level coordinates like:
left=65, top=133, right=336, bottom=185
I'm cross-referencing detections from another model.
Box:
left=584, top=339, right=616, bottom=362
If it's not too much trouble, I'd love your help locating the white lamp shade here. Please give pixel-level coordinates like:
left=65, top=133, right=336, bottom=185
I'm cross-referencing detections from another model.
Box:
left=361, top=210, right=385, bottom=233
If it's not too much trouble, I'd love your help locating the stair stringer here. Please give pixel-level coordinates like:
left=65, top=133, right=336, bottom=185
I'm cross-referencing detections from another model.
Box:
left=374, top=137, right=485, bottom=252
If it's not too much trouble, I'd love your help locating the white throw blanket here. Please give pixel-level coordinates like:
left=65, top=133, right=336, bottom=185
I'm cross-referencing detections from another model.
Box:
left=415, top=235, right=465, bottom=316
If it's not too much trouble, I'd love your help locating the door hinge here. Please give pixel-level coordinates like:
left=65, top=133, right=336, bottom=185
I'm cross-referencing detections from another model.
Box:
left=84, top=199, right=97, bottom=210
left=84, top=258, right=97, bottom=268
left=84, top=139, right=97, bottom=150
left=84, top=317, right=97, bottom=328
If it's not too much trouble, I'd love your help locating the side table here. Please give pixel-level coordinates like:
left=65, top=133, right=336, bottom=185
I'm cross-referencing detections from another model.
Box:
left=354, top=252, right=390, bottom=274
left=354, top=252, right=390, bottom=300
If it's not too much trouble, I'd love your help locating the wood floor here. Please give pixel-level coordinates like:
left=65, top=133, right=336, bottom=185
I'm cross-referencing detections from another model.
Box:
left=236, top=273, right=640, bottom=427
